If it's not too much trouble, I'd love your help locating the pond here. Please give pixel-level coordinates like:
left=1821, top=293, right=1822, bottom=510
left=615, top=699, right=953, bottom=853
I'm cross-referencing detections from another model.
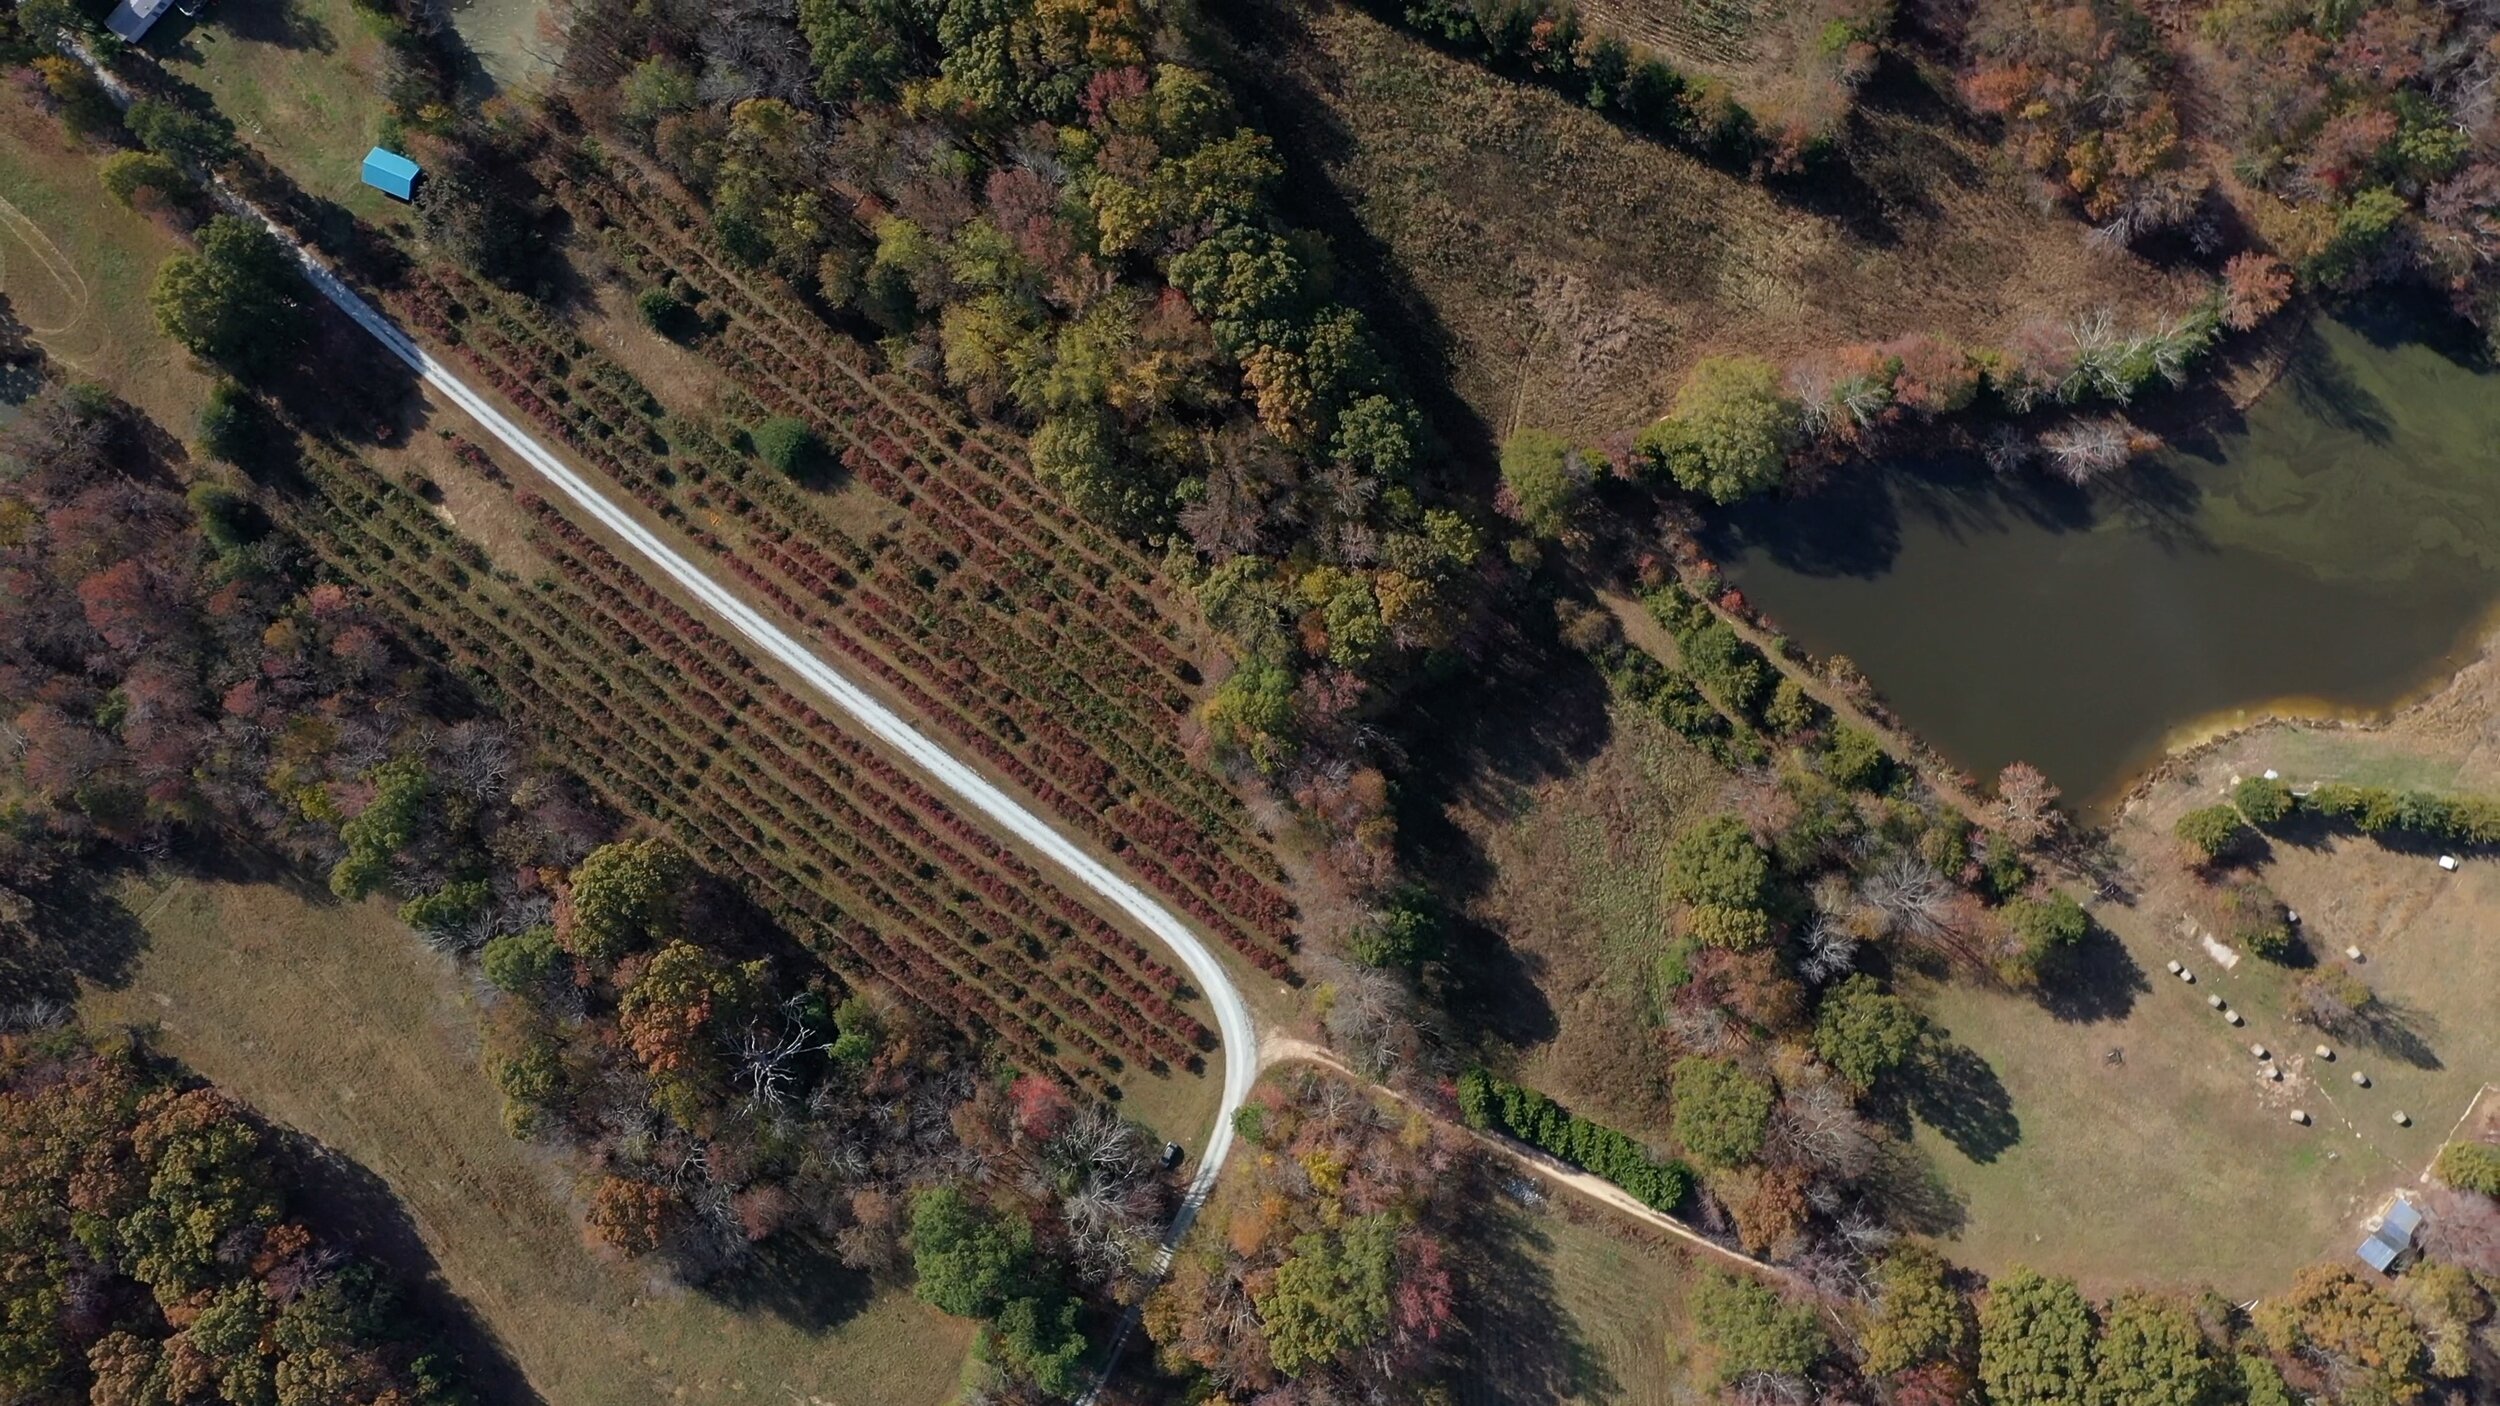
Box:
left=1706, top=311, right=2500, bottom=812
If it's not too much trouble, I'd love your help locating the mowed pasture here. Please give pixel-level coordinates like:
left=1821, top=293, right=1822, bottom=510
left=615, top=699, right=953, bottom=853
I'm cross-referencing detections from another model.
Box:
left=0, top=103, right=207, bottom=425
left=1225, top=0, right=2208, bottom=442
left=139, top=0, right=404, bottom=221
left=84, top=876, right=973, bottom=1406
left=1902, top=712, right=2500, bottom=1296
left=1459, top=1202, right=1707, bottom=1406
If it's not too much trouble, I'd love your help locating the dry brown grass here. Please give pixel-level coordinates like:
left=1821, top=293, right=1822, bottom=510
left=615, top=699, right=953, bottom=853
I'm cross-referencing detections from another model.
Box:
left=83, top=876, right=975, bottom=1406
left=1230, top=0, right=2208, bottom=441
left=0, top=104, right=208, bottom=428
left=1459, top=1201, right=1705, bottom=1406
left=1447, top=702, right=1728, bottom=1143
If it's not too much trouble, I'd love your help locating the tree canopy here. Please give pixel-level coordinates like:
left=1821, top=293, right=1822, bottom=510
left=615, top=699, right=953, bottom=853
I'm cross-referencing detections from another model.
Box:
left=1980, top=1268, right=2096, bottom=1406
left=1814, top=975, right=1923, bottom=1092
left=150, top=216, right=310, bottom=381
left=1638, top=356, right=1803, bottom=503
left=1670, top=1056, right=1775, bottom=1169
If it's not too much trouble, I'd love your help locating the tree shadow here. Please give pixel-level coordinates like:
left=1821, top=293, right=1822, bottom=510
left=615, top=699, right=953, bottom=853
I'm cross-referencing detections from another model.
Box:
left=2347, top=996, right=2442, bottom=1071
left=1387, top=610, right=1617, bottom=1055
left=16, top=862, right=154, bottom=1001
left=1900, top=1035, right=2021, bottom=1164
left=275, top=1128, right=549, bottom=1406
left=1859, top=1133, right=1969, bottom=1238
left=689, top=1234, right=878, bottom=1333
left=146, top=0, right=338, bottom=60
left=1459, top=1203, right=1618, bottom=1405
left=2281, top=320, right=2395, bottom=446
left=2030, top=920, right=2148, bottom=1024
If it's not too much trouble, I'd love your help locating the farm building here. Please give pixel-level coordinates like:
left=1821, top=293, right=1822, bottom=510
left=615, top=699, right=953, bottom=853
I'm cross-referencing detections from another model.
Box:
left=2355, top=1194, right=2425, bottom=1273
left=361, top=148, right=422, bottom=202
left=105, top=0, right=176, bottom=41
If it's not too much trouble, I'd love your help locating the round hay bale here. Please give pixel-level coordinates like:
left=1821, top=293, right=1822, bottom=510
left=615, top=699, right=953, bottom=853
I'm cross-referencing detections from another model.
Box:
left=2291, top=1109, right=2310, bottom=1125
left=2226, top=1011, right=2244, bottom=1026
left=2393, top=1111, right=2410, bottom=1126
left=2351, top=1071, right=2370, bottom=1087
left=2250, top=1045, right=2269, bottom=1059
left=2207, top=994, right=2226, bottom=1009
left=2167, top=959, right=2183, bottom=975
left=2315, top=1045, right=2334, bottom=1060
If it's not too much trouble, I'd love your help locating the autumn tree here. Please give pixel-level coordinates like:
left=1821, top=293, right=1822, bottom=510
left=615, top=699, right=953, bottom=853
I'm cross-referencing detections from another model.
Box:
left=2434, top=1140, right=2500, bottom=1196
left=1996, top=762, right=2064, bottom=847
left=2174, top=805, right=2251, bottom=865
left=2253, top=1266, right=2426, bottom=1402
left=1981, top=1269, right=2096, bottom=1406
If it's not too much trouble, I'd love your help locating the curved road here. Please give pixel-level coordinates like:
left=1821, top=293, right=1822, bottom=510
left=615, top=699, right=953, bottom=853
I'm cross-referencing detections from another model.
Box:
left=281, top=244, right=1260, bottom=1238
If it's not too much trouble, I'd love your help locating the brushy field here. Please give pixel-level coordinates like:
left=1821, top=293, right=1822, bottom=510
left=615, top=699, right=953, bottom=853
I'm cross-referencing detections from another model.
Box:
left=83, top=876, right=975, bottom=1406
left=1459, top=1202, right=1705, bottom=1406
left=1438, top=694, right=1728, bottom=1146
left=1906, top=701, right=2500, bottom=1296
left=1225, top=0, right=2207, bottom=442
left=0, top=103, right=206, bottom=425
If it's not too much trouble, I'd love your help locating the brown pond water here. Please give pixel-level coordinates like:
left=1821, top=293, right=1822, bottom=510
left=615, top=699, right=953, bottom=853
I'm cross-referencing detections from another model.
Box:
left=1707, top=312, right=2500, bottom=811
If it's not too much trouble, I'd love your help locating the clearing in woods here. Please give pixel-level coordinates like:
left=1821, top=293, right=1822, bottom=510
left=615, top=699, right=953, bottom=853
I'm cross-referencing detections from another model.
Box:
left=82, top=876, right=975, bottom=1406
left=0, top=104, right=207, bottom=425
left=1904, top=670, right=2500, bottom=1295
left=1224, top=0, right=2207, bottom=443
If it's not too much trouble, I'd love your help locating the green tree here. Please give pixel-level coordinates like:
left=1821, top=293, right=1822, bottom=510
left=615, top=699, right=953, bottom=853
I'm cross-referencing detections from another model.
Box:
left=561, top=837, right=689, bottom=961
left=619, top=57, right=699, bottom=129
left=2174, top=806, right=2250, bottom=865
left=97, top=151, right=189, bottom=209
left=1664, top=815, right=1770, bottom=910
left=2001, top=892, right=2089, bottom=984
left=1254, top=1214, right=1399, bottom=1375
left=482, top=926, right=566, bottom=995
left=635, top=287, right=692, bottom=340
left=1670, top=1056, right=1774, bottom=1168
left=1349, top=888, right=1440, bottom=970
left=328, top=757, right=429, bottom=900
left=124, top=99, right=236, bottom=169
left=1203, top=654, right=1296, bottom=773
left=1823, top=725, right=1892, bottom=791
left=750, top=417, right=822, bottom=477
left=194, top=379, right=267, bottom=466
left=1863, top=1247, right=1972, bottom=1376
left=2434, top=1140, right=2500, bottom=1196
left=1638, top=356, right=1802, bottom=503
left=2091, top=1292, right=2214, bottom=1406
left=151, top=217, right=310, bottom=381
left=2231, top=776, right=2294, bottom=826
left=1813, top=975, right=1922, bottom=1092
left=1979, top=1268, right=2096, bottom=1406
left=910, top=1186, right=1034, bottom=1321
left=1690, top=1270, right=1825, bottom=1381
left=1499, top=427, right=1591, bottom=537
left=992, top=1293, right=1088, bottom=1396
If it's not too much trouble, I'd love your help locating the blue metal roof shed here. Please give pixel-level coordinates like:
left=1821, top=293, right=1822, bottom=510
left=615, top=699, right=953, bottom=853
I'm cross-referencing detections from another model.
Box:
left=361, top=148, right=421, bottom=202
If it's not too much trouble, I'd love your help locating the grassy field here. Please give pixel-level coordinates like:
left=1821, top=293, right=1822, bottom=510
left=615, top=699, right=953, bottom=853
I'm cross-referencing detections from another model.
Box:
left=142, top=0, right=406, bottom=222
left=1899, top=713, right=2500, bottom=1295
left=1434, top=689, right=1727, bottom=1145
left=84, top=876, right=975, bottom=1406
left=1460, top=1203, right=1707, bottom=1406
left=0, top=100, right=207, bottom=426
left=1224, top=0, right=2206, bottom=443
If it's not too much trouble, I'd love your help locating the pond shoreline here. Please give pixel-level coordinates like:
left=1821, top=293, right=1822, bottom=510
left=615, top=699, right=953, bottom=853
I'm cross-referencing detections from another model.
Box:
left=2112, top=617, right=2500, bottom=821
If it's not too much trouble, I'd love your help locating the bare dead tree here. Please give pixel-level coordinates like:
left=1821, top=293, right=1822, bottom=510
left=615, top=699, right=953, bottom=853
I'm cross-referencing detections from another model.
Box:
left=1862, top=852, right=1954, bottom=942
left=438, top=720, right=515, bottom=803
left=1797, top=911, right=1859, bottom=985
left=2039, top=417, right=2137, bottom=484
